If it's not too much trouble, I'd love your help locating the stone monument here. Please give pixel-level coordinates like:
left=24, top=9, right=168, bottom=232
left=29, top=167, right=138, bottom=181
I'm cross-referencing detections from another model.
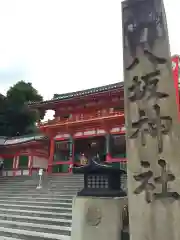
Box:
left=71, top=158, right=127, bottom=240
left=122, top=0, right=180, bottom=239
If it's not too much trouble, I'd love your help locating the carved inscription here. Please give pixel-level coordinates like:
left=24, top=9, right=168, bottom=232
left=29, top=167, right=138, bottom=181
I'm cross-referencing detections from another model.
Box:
left=144, top=50, right=167, bottom=66
left=128, top=70, right=168, bottom=104
left=130, top=106, right=172, bottom=153
left=128, top=51, right=178, bottom=202
left=134, top=160, right=179, bottom=203
left=127, top=51, right=171, bottom=154
left=123, top=0, right=180, bottom=208
left=154, top=159, right=180, bottom=200
left=123, top=0, right=179, bottom=202
left=126, top=51, right=166, bottom=71
left=134, top=161, right=155, bottom=203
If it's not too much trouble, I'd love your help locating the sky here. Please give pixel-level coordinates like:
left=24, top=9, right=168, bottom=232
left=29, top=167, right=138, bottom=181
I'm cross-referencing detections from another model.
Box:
left=0, top=0, right=178, bottom=100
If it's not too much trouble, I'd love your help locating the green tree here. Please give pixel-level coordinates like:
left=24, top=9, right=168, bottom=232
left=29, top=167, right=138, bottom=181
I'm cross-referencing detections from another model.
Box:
left=0, top=81, right=44, bottom=137
left=0, top=95, right=8, bottom=136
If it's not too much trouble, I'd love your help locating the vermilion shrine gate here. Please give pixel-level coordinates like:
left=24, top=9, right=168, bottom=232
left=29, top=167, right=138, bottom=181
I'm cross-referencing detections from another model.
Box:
left=29, top=82, right=126, bottom=174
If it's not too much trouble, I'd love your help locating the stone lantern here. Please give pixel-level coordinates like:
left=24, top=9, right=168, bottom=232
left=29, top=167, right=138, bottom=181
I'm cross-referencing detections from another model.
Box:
left=71, top=157, right=128, bottom=240
left=73, top=157, right=127, bottom=197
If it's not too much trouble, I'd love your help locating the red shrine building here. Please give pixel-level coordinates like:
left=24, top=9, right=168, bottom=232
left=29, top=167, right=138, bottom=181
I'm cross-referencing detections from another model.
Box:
left=0, top=55, right=179, bottom=176
left=29, top=82, right=126, bottom=174
left=0, top=83, right=126, bottom=176
left=0, top=135, right=49, bottom=176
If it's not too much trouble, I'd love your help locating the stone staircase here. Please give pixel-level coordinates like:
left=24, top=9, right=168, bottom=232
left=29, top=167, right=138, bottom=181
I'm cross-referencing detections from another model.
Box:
left=0, top=174, right=84, bottom=240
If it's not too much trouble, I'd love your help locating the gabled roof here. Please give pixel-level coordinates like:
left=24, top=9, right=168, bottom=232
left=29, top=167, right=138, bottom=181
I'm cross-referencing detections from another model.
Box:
left=0, top=137, right=7, bottom=145
left=0, top=134, right=48, bottom=147
left=28, top=82, right=124, bottom=107
left=53, top=82, right=123, bottom=100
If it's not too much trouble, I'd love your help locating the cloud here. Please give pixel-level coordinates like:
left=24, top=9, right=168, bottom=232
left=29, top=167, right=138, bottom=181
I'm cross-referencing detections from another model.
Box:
left=0, top=0, right=179, bottom=99
left=0, top=59, right=30, bottom=95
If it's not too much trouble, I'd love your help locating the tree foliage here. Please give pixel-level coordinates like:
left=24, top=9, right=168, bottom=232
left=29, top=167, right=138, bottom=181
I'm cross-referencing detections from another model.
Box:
left=0, top=81, right=44, bottom=137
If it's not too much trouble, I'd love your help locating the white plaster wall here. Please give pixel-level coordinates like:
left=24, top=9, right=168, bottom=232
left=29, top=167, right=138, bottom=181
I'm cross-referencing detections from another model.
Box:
left=32, top=156, right=48, bottom=169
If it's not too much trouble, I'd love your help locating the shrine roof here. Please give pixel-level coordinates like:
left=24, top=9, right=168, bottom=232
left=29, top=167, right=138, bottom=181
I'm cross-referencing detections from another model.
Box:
left=0, top=134, right=48, bottom=147
left=28, top=82, right=124, bottom=107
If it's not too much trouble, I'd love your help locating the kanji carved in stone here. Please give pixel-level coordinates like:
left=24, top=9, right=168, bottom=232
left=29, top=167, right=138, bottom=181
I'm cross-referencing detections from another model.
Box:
left=134, top=161, right=155, bottom=203
left=130, top=106, right=172, bottom=153
left=154, top=159, right=180, bottom=200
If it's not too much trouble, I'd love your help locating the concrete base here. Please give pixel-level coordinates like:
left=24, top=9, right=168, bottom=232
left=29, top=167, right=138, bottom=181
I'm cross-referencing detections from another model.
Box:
left=71, top=196, right=127, bottom=240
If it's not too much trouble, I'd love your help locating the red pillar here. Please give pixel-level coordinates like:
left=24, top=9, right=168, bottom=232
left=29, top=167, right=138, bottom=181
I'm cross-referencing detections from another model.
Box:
left=48, top=138, right=55, bottom=174
left=105, top=132, right=111, bottom=162
left=13, top=154, right=19, bottom=176
left=68, top=143, right=74, bottom=174
left=28, top=154, right=33, bottom=176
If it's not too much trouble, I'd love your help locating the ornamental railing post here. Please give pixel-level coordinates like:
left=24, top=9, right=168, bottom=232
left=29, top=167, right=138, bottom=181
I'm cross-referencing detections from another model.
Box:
left=36, top=168, right=43, bottom=189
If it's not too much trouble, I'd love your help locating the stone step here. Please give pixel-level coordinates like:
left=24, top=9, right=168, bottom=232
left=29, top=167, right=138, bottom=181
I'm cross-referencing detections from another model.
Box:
left=2, top=175, right=30, bottom=178
left=47, top=188, right=81, bottom=191
left=0, top=176, right=82, bottom=180
left=0, top=179, right=82, bottom=184
left=0, top=187, right=82, bottom=191
left=0, top=208, right=72, bottom=219
left=0, top=190, right=78, bottom=194
left=0, top=182, right=79, bottom=185
left=0, top=181, right=37, bottom=184
left=0, top=179, right=37, bottom=182
left=0, top=194, right=78, bottom=199
left=0, top=182, right=37, bottom=184
left=0, top=186, right=80, bottom=190
left=0, top=185, right=81, bottom=189
left=49, top=176, right=83, bottom=178
left=0, top=179, right=83, bottom=183
left=0, top=199, right=72, bottom=207
left=47, top=181, right=83, bottom=184
left=0, top=237, right=20, bottom=240
left=0, top=193, right=75, bottom=198
left=0, top=174, right=81, bottom=177
left=48, top=182, right=83, bottom=184
left=0, top=203, right=72, bottom=213
left=0, top=219, right=71, bottom=236
left=0, top=185, right=82, bottom=188
left=0, top=183, right=37, bottom=187
left=0, top=184, right=83, bottom=189
left=0, top=175, right=83, bottom=239
left=49, top=185, right=83, bottom=188
left=0, top=186, right=37, bottom=189
left=0, top=196, right=73, bottom=203
left=0, top=226, right=70, bottom=240
left=0, top=194, right=76, bottom=198
left=0, top=193, right=77, bottom=197
left=0, top=187, right=81, bottom=191
left=48, top=179, right=83, bottom=181
left=0, top=213, right=72, bottom=227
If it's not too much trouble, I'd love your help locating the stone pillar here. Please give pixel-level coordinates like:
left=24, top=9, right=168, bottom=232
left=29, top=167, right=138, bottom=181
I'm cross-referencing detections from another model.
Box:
left=71, top=196, right=127, bottom=240
left=122, top=0, right=180, bottom=239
